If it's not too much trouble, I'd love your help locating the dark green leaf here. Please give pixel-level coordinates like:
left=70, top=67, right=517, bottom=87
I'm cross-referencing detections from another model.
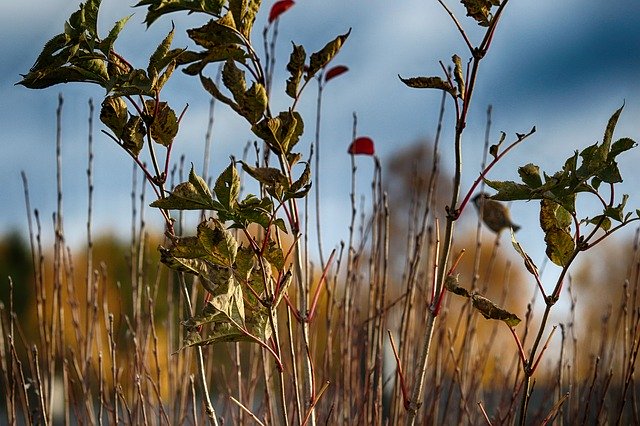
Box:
left=461, top=0, right=498, bottom=27
left=240, top=162, right=289, bottom=188
left=609, top=137, right=637, bottom=160
left=150, top=166, right=216, bottom=210
left=148, top=26, right=175, bottom=79
left=544, top=228, right=575, bottom=266
left=186, top=15, right=242, bottom=49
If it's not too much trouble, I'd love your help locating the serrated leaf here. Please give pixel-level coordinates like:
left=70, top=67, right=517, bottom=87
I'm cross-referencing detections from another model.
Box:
left=215, top=163, right=241, bottom=211
left=222, top=59, right=246, bottom=100
left=99, top=15, right=132, bottom=55
left=540, top=199, right=572, bottom=232
left=544, top=228, right=575, bottom=266
left=483, top=179, right=531, bottom=201
left=306, top=29, right=351, bottom=79
left=99, top=96, right=128, bottom=137
left=252, top=111, right=303, bottom=155
left=285, top=42, right=306, bottom=98
left=150, top=166, right=215, bottom=210
left=240, top=162, right=289, bottom=188
left=609, top=137, right=637, bottom=160
left=603, top=104, right=624, bottom=154
left=121, top=115, right=145, bottom=156
left=604, top=194, right=629, bottom=222
left=518, top=163, right=543, bottom=188
left=197, top=219, right=238, bottom=266
left=148, top=26, right=175, bottom=79
left=187, top=15, right=242, bottom=49
left=135, top=0, right=227, bottom=27
left=399, top=75, right=456, bottom=96
left=587, top=215, right=612, bottom=232
left=241, top=82, right=267, bottom=124
left=471, top=294, right=520, bottom=327
left=145, top=100, right=178, bottom=146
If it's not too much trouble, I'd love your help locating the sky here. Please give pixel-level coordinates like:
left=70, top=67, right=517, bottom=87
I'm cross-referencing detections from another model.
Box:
left=2, top=0, right=640, bottom=278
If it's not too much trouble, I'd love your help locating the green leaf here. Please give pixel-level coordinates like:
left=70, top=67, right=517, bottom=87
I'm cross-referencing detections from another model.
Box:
left=135, top=0, right=227, bottom=27
left=603, top=104, right=624, bottom=154
left=186, top=15, right=242, bottom=49
left=150, top=166, right=216, bottom=210
left=252, top=111, right=304, bottom=155
left=398, top=75, right=456, bottom=96
left=99, top=96, right=128, bottom=137
left=285, top=42, right=306, bottom=98
left=99, top=15, right=132, bottom=55
left=518, top=163, right=543, bottom=188
left=604, top=194, right=629, bottom=222
left=587, top=215, right=612, bottom=232
left=286, top=161, right=311, bottom=199
left=471, top=294, right=521, bottom=327
left=540, top=199, right=572, bottom=231
left=148, top=26, right=175, bottom=80
left=306, top=29, right=351, bottom=79
left=145, top=100, right=179, bottom=146
left=215, top=163, right=241, bottom=211
left=483, top=179, right=531, bottom=201
left=241, top=82, right=268, bottom=124
left=121, top=115, right=145, bottom=156
left=197, top=219, right=238, bottom=266
left=544, top=228, right=575, bottom=267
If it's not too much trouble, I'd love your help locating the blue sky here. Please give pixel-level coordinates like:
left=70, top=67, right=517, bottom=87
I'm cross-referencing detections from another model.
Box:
left=2, top=0, right=640, bottom=270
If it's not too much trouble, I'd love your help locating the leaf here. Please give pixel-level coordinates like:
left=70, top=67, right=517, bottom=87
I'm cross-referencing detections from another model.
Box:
left=287, top=161, right=311, bottom=196
left=511, top=230, right=538, bottom=276
left=544, top=228, right=575, bottom=267
left=197, top=219, right=238, bottom=266
left=215, top=163, right=241, bottom=211
left=324, top=65, right=349, bottom=82
left=518, top=163, right=543, bottom=188
left=461, top=0, right=499, bottom=27
left=452, top=54, right=465, bottom=99
left=603, top=104, right=624, bottom=154
left=99, top=96, right=128, bottom=137
left=348, top=137, right=375, bottom=156
left=269, top=0, right=295, bottom=23
left=306, top=29, right=351, bottom=79
left=99, top=15, right=132, bottom=55
left=148, top=26, right=175, bottom=79
left=240, top=162, right=289, bottom=189
left=145, top=100, right=179, bottom=146
left=150, top=166, right=215, bottom=210
left=489, top=132, right=506, bottom=158
left=121, top=115, right=145, bottom=156
left=252, top=111, right=304, bottom=154
left=587, top=215, right=612, bottom=232
left=483, top=179, right=531, bottom=201
left=444, top=274, right=470, bottom=297
left=398, top=75, right=456, bottom=96
left=609, top=137, right=637, bottom=160
left=186, top=15, right=243, bottom=49
left=285, top=42, right=306, bottom=98
left=135, top=0, right=227, bottom=27
left=471, top=294, right=521, bottom=327
left=241, top=82, right=268, bottom=124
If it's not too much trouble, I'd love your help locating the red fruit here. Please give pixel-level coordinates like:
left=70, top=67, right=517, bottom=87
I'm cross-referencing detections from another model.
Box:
left=269, top=0, right=295, bottom=23
left=324, top=65, right=349, bottom=82
left=348, top=137, right=375, bottom=156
